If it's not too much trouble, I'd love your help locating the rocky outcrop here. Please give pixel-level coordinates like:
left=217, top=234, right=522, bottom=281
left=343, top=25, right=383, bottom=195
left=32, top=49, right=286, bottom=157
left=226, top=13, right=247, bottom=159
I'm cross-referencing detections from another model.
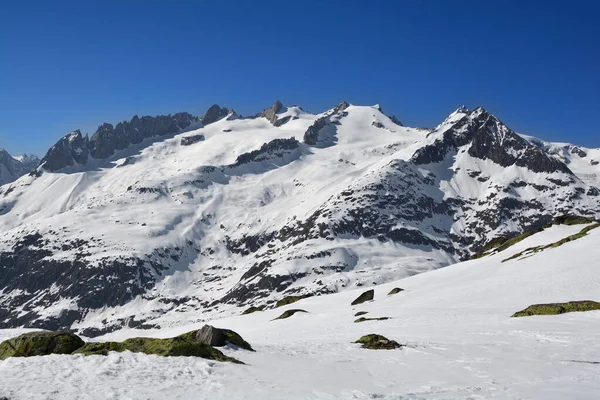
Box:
left=201, top=104, right=232, bottom=125
left=233, top=137, right=299, bottom=166
left=303, top=117, right=329, bottom=145
left=259, top=100, right=285, bottom=125
left=303, top=101, right=349, bottom=145
left=181, top=134, right=205, bottom=146
left=390, top=115, right=403, bottom=126
left=41, top=113, right=198, bottom=172
left=194, top=325, right=254, bottom=351
left=354, top=334, right=403, bottom=350
left=0, top=331, right=84, bottom=359
left=90, top=112, right=198, bottom=159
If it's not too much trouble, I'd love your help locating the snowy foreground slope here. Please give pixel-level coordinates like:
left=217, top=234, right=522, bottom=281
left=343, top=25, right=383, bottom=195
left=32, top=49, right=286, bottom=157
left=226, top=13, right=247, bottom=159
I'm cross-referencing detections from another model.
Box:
left=1, top=101, right=600, bottom=334
left=1, top=223, right=600, bottom=399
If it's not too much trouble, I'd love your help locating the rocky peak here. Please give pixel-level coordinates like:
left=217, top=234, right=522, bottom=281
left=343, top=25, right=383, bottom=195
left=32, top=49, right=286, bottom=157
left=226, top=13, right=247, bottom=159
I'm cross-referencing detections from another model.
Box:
left=201, top=105, right=231, bottom=125
left=413, top=107, right=572, bottom=174
left=40, top=130, right=89, bottom=172
left=259, top=100, right=285, bottom=125
left=41, top=113, right=199, bottom=172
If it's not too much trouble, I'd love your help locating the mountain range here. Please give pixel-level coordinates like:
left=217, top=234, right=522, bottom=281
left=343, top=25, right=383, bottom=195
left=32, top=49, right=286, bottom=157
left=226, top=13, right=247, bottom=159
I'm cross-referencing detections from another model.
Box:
left=1, top=101, right=599, bottom=336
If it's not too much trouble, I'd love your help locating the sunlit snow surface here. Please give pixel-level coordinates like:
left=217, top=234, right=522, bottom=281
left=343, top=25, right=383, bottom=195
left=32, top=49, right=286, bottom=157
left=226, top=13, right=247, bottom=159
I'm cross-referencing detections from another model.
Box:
left=2, top=224, right=600, bottom=399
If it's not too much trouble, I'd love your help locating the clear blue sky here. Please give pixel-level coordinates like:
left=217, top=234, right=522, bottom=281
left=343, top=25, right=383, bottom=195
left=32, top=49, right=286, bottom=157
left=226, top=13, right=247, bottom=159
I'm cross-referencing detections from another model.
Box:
left=1, top=0, right=599, bottom=156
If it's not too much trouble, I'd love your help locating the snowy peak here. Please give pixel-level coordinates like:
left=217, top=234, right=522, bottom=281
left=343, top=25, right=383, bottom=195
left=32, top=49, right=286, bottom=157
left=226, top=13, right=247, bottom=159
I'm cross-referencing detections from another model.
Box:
left=414, top=107, right=571, bottom=174
left=0, top=149, right=40, bottom=186
left=257, top=100, right=286, bottom=125
left=201, top=104, right=235, bottom=125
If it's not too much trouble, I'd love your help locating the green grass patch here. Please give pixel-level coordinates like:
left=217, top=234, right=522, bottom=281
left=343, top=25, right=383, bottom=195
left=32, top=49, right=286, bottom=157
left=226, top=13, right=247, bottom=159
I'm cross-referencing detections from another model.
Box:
left=354, top=317, right=391, bottom=323
left=273, top=309, right=308, bottom=320
left=503, top=223, right=600, bottom=262
left=241, top=305, right=264, bottom=315
left=275, top=294, right=312, bottom=308
left=512, top=300, right=600, bottom=317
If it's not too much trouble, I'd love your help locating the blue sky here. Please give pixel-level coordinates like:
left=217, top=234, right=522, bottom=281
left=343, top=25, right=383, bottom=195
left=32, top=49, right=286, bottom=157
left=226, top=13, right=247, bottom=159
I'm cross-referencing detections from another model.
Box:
left=1, top=0, right=599, bottom=156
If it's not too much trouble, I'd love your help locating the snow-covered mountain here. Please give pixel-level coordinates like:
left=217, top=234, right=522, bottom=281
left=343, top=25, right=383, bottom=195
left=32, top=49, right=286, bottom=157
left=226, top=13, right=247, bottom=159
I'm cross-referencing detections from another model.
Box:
left=1, top=101, right=599, bottom=336
left=0, top=150, right=39, bottom=186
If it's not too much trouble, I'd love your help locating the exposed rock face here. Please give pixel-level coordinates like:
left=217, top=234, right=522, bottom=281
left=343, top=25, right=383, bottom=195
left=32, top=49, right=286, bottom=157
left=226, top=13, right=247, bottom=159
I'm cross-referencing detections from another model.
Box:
left=259, top=100, right=285, bottom=125
left=201, top=104, right=232, bottom=125
left=194, top=325, right=254, bottom=351
left=0, top=149, right=40, bottom=186
left=233, top=137, right=299, bottom=165
left=390, top=115, right=403, bottom=126
left=412, top=107, right=571, bottom=174
left=40, top=113, right=199, bottom=172
left=181, top=134, right=205, bottom=146
left=90, top=113, right=198, bottom=159
left=303, top=101, right=350, bottom=146
left=303, top=116, right=330, bottom=145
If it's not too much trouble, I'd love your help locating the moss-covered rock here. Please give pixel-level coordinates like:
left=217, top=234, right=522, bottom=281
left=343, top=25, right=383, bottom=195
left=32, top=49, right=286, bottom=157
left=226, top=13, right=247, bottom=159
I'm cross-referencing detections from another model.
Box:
left=74, top=334, right=242, bottom=362
left=275, top=294, right=311, bottom=308
left=194, top=325, right=254, bottom=351
left=351, top=289, right=374, bottom=305
left=354, top=311, right=368, bottom=317
left=354, top=334, right=403, bottom=350
left=354, top=317, right=391, bottom=323
left=0, top=331, right=84, bottom=360
left=512, top=301, right=600, bottom=317
left=241, top=305, right=264, bottom=315
left=273, top=309, right=307, bottom=320
left=387, top=288, right=404, bottom=295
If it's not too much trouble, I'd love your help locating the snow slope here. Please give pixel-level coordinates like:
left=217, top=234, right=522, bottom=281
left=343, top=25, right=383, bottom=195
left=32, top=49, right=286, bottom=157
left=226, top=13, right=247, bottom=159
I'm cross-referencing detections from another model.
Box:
left=1, top=222, right=599, bottom=399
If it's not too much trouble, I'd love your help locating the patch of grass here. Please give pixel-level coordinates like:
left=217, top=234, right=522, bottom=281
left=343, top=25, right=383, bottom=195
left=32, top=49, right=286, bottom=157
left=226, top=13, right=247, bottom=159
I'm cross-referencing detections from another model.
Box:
left=512, top=301, right=600, bottom=317
left=273, top=309, right=308, bottom=320
left=354, top=311, right=368, bottom=317
left=354, top=334, right=403, bottom=350
left=241, top=305, right=264, bottom=315
left=223, top=330, right=254, bottom=351
left=351, top=289, right=374, bottom=306
left=473, top=215, right=597, bottom=260
left=354, top=317, right=391, bottom=323
left=387, top=288, right=404, bottom=296
left=275, top=294, right=312, bottom=308
left=503, top=223, right=600, bottom=262
left=472, top=228, right=544, bottom=259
